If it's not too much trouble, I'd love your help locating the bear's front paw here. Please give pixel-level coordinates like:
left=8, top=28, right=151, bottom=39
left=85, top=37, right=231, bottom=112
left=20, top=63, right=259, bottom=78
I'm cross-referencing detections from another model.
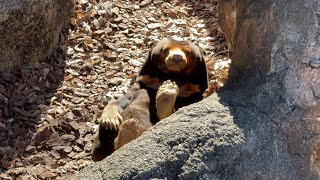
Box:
left=99, top=104, right=123, bottom=131
left=202, top=79, right=221, bottom=98
left=156, top=80, right=179, bottom=120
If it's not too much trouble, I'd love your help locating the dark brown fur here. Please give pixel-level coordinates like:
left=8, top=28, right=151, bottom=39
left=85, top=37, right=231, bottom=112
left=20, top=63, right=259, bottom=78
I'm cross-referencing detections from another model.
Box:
left=138, top=38, right=208, bottom=119
left=92, top=38, right=208, bottom=161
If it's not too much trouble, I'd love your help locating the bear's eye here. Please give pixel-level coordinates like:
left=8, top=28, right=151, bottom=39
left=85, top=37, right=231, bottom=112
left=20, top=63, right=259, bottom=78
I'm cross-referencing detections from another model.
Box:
left=184, top=49, right=192, bottom=55
left=162, top=46, right=169, bottom=53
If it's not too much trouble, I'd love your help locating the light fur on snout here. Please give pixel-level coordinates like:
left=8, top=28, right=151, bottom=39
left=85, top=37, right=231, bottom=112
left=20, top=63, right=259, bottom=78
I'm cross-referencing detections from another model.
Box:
left=164, top=48, right=187, bottom=71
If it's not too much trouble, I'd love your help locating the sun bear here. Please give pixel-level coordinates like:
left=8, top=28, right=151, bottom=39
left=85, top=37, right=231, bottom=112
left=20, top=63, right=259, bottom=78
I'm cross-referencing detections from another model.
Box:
left=92, top=38, right=209, bottom=161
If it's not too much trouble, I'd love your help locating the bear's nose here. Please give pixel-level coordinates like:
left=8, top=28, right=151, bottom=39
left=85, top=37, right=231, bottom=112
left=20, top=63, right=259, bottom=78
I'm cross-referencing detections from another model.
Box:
left=172, top=54, right=183, bottom=63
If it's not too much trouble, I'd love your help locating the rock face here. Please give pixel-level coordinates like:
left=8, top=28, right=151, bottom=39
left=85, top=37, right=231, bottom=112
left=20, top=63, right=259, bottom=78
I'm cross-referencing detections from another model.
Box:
left=218, top=0, right=320, bottom=108
left=0, top=0, right=74, bottom=74
left=72, top=94, right=245, bottom=179
left=72, top=0, right=320, bottom=179
left=217, top=0, right=320, bottom=178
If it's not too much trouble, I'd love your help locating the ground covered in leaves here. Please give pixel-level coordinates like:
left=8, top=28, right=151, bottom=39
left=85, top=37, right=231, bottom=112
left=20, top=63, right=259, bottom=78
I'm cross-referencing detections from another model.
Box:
left=0, top=0, right=229, bottom=179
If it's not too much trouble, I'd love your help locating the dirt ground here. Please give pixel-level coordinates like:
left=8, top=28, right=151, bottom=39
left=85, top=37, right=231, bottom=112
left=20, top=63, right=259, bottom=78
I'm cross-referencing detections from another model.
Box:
left=0, top=0, right=229, bottom=179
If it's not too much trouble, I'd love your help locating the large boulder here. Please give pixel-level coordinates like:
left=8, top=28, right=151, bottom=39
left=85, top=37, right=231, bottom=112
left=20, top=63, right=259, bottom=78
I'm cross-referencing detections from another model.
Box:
left=217, top=0, right=320, bottom=177
left=218, top=0, right=320, bottom=108
left=72, top=0, right=320, bottom=179
left=0, top=0, right=74, bottom=73
left=72, top=94, right=245, bottom=179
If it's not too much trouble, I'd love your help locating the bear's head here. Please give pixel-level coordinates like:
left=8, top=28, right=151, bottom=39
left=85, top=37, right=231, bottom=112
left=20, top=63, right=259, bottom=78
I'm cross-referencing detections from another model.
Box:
left=140, top=38, right=207, bottom=77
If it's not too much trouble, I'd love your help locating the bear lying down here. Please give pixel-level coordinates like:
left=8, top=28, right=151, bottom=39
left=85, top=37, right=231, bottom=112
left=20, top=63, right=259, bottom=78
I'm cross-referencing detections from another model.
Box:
left=92, top=38, right=211, bottom=161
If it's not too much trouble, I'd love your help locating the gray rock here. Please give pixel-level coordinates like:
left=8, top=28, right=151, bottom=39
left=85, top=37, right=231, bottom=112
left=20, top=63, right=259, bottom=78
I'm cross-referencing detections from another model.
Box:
left=0, top=0, right=74, bottom=74
left=217, top=0, right=320, bottom=178
left=72, top=94, right=244, bottom=180
left=128, top=59, right=143, bottom=67
left=218, top=0, right=320, bottom=108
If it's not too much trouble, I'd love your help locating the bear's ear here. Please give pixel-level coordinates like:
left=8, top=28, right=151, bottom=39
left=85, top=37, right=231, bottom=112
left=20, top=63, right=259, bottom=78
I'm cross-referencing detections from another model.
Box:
left=199, top=46, right=207, bottom=56
left=139, top=39, right=169, bottom=76
left=148, top=40, right=159, bottom=49
left=139, top=40, right=159, bottom=76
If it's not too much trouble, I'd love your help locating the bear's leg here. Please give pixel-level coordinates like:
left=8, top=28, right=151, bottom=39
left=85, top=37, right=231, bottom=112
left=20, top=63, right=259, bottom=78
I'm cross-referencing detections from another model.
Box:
left=114, top=118, right=138, bottom=150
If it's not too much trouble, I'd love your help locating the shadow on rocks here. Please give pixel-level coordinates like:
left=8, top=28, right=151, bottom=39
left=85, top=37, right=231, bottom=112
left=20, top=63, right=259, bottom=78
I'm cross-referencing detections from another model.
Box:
left=0, top=32, right=67, bottom=169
